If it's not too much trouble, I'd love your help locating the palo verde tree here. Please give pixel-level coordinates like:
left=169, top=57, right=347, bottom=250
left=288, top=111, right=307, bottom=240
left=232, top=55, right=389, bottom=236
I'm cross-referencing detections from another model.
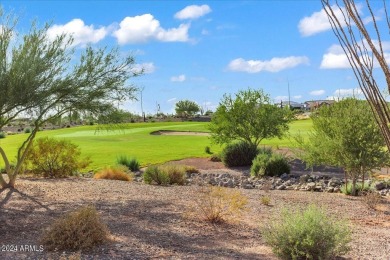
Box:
left=209, top=88, right=293, bottom=147
left=296, top=98, right=390, bottom=196
left=321, top=0, right=390, bottom=151
left=0, top=9, right=141, bottom=188
left=175, top=99, right=200, bottom=117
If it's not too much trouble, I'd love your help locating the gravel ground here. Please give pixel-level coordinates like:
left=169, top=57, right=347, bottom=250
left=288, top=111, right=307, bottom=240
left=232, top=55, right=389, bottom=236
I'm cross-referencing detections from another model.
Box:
left=1, top=172, right=389, bottom=260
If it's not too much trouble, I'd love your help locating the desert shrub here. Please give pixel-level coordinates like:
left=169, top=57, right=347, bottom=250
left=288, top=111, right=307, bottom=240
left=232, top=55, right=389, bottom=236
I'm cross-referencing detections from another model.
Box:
left=361, top=191, right=383, bottom=210
left=0, top=132, right=6, bottom=139
left=184, top=165, right=199, bottom=174
left=24, top=137, right=90, bottom=178
left=340, top=182, right=372, bottom=196
left=192, top=186, right=248, bottom=223
left=204, top=146, right=212, bottom=154
left=143, top=165, right=170, bottom=185
left=159, top=165, right=187, bottom=185
left=41, top=205, right=109, bottom=251
left=251, top=152, right=290, bottom=177
left=24, top=128, right=31, bottom=133
left=116, top=155, right=140, bottom=172
left=262, top=205, right=351, bottom=260
left=94, top=166, right=132, bottom=181
left=260, top=195, right=271, bottom=206
left=221, top=141, right=259, bottom=167
left=210, top=153, right=222, bottom=162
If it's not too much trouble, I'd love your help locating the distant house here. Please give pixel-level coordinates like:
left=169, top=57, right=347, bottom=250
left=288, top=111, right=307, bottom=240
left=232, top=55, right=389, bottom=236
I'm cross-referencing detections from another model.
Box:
left=304, top=100, right=336, bottom=110
left=277, top=101, right=304, bottom=110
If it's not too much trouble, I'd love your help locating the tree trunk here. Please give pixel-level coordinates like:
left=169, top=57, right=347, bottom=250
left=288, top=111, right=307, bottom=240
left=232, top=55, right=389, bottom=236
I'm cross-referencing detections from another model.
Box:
left=351, top=176, right=358, bottom=196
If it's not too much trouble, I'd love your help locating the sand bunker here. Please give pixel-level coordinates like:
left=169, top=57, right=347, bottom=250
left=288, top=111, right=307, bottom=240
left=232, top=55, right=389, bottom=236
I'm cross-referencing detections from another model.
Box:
left=150, top=130, right=210, bottom=136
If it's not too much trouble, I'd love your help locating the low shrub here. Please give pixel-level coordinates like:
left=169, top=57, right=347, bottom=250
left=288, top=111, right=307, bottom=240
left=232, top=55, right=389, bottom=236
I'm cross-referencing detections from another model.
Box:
left=204, top=146, right=212, bottom=154
left=184, top=165, right=200, bottom=174
left=159, top=165, right=187, bottom=185
left=192, top=186, right=248, bottom=223
left=24, top=137, right=90, bottom=178
left=260, top=195, right=271, bottom=206
left=94, top=166, right=132, bottom=181
left=24, top=128, right=31, bottom=133
left=221, top=141, right=259, bottom=167
left=116, top=155, right=140, bottom=172
left=41, top=205, right=109, bottom=251
left=340, top=182, right=372, bottom=196
left=143, top=165, right=170, bottom=185
left=0, top=132, right=6, bottom=139
left=251, top=152, right=290, bottom=177
left=210, top=153, right=221, bottom=162
left=262, top=205, right=351, bottom=260
left=361, top=191, right=382, bottom=210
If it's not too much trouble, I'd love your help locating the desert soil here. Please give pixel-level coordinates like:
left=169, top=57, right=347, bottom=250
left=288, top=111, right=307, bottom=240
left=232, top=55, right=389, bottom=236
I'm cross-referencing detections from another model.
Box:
left=1, top=158, right=390, bottom=260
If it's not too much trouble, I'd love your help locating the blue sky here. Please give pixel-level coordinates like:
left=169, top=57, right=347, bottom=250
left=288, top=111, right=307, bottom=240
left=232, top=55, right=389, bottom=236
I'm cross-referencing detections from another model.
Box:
left=2, top=1, right=388, bottom=115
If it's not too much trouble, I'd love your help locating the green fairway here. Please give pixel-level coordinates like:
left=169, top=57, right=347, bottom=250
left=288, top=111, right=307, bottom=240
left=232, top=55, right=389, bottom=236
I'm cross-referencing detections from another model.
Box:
left=0, top=120, right=312, bottom=170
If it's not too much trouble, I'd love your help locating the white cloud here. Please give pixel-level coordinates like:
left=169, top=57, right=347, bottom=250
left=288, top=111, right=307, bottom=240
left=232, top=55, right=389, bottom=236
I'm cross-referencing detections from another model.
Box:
left=167, top=98, right=177, bottom=103
left=274, top=96, right=289, bottom=101
left=310, top=90, right=325, bottom=96
left=175, top=5, right=211, bottom=20
left=171, top=74, right=186, bottom=82
left=293, top=95, right=302, bottom=99
left=47, top=19, right=107, bottom=46
left=112, top=14, right=190, bottom=44
left=227, top=56, right=309, bottom=73
left=298, top=4, right=363, bottom=37
left=334, top=88, right=363, bottom=97
left=201, top=29, right=210, bottom=35
left=131, top=62, right=156, bottom=74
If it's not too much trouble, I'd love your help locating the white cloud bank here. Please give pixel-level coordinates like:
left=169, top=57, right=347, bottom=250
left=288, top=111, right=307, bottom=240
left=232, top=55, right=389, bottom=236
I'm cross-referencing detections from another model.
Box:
left=47, top=19, right=108, bottom=46
left=298, top=4, right=365, bottom=37
left=113, top=14, right=189, bottom=44
left=228, top=56, right=309, bottom=73
left=131, top=62, right=156, bottom=74
left=171, top=74, right=186, bottom=82
left=174, top=5, right=211, bottom=20
left=310, top=90, right=325, bottom=96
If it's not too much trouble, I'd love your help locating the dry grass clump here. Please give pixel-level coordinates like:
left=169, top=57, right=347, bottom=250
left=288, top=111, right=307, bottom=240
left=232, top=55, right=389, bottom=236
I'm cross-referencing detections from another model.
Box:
left=260, top=195, right=271, bottom=206
left=190, top=186, right=248, bottom=223
left=159, top=164, right=187, bottom=185
left=41, top=205, right=109, bottom=251
left=361, top=191, right=383, bottom=210
left=94, top=166, right=133, bottom=181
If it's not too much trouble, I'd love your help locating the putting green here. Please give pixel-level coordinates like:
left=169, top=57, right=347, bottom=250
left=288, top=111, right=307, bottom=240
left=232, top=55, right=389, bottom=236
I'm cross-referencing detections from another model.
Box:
left=0, top=120, right=312, bottom=171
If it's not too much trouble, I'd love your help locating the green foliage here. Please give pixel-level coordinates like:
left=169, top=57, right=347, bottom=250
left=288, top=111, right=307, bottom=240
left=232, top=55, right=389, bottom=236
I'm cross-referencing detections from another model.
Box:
left=262, top=205, right=351, bottom=260
left=221, top=141, right=259, bottom=167
left=175, top=100, right=200, bottom=117
left=24, top=137, right=90, bottom=178
left=24, top=128, right=31, bottom=133
left=209, top=88, right=293, bottom=147
left=143, top=165, right=170, bottom=185
left=116, top=155, right=140, bottom=172
left=210, top=153, right=222, bottom=162
left=143, top=164, right=189, bottom=185
left=98, top=108, right=137, bottom=124
left=41, top=205, right=109, bottom=251
left=0, top=8, right=141, bottom=188
left=0, top=131, right=5, bottom=139
left=204, top=146, right=212, bottom=154
left=296, top=98, right=390, bottom=196
left=251, top=151, right=290, bottom=177
left=340, top=182, right=372, bottom=196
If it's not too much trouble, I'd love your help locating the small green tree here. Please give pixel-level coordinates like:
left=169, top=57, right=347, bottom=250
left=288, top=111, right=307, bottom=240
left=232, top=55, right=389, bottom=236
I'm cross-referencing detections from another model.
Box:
left=175, top=100, right=200, bottom=117
left=209, top=88, right=292, bottom=147
left=297, top=98, right=390, bottom=196
left=0, top=9, right=141, bottom=188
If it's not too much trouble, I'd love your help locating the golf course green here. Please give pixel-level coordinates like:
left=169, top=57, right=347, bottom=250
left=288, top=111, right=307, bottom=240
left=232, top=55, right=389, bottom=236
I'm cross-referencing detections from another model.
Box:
left=0, top=119, right=312, bottom=170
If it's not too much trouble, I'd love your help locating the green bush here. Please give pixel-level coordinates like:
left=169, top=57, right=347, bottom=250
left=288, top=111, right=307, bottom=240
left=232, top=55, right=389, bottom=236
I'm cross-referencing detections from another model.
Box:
left=204, top=146, right=212, bottom=154
left=251, top=152, right=290, bottom=177
left=210, top=153, right=221, bottom=162
left=262, top=205, right=351, bottom=260
left=116, top=155, right=140, bottom=172
left=221, top=141, right=259, bottom=167
left=160, top=165, right=187, bottom=185
left=0, top=132, right=6, bottom=139
left=24, top=137, right=91, bottom=178
left=24, top=128, right=31, bottom=133
left=341, top=182, right=372, bottom=196
left=143, top=165, right=170, bottom=185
